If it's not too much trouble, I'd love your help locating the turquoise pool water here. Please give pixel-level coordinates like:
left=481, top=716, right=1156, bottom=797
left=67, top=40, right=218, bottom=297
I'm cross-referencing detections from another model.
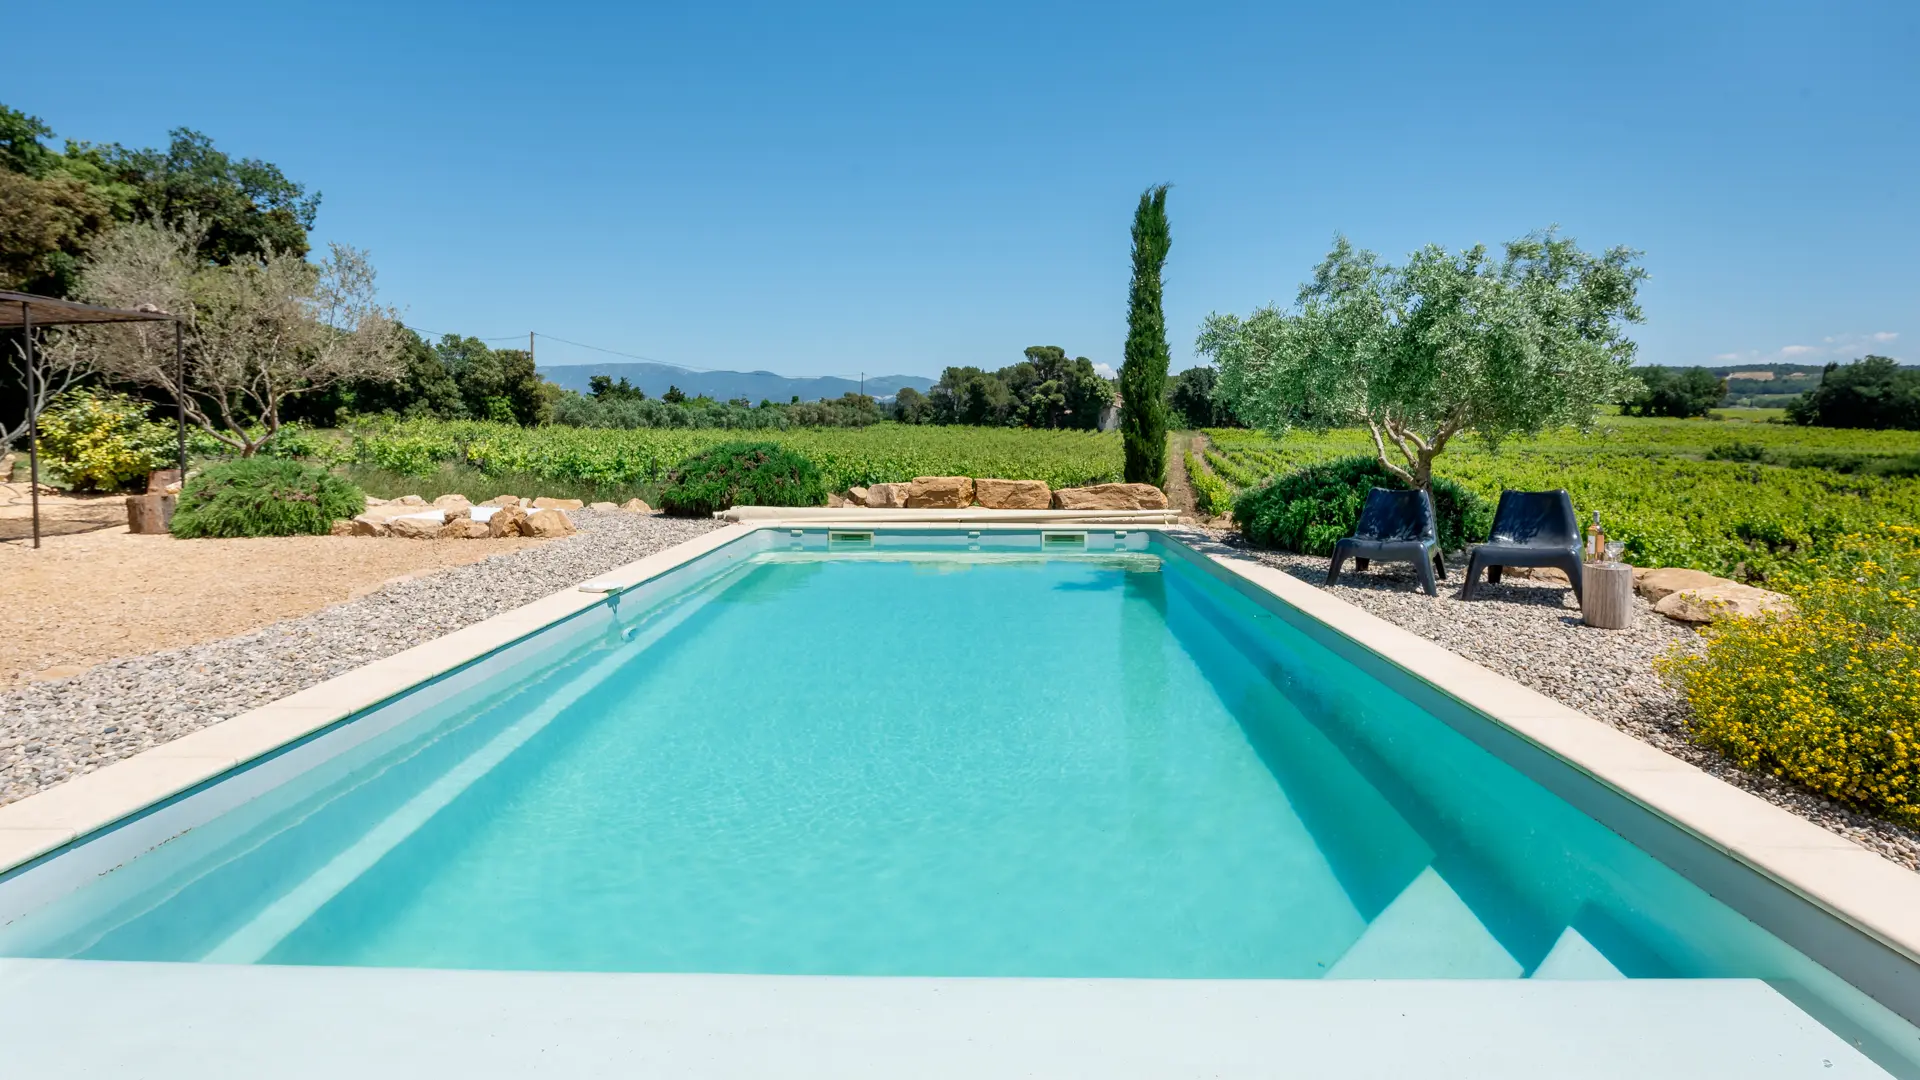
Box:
left=0, top=531, right=1915, bottom=1068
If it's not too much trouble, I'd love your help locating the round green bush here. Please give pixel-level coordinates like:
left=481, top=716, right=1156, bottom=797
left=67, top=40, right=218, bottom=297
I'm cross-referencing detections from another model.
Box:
left=658, top=442, right=827, bottom=518
left=170, top=458, right=366, bottom=538
left=1233, top=455, right=1492, bottom=555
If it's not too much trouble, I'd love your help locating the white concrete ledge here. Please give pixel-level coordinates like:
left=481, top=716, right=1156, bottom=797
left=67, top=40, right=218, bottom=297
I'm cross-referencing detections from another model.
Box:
left=715, top=506, right=1180, bottom=524
left=0, top=962, right=1890, bottom=1079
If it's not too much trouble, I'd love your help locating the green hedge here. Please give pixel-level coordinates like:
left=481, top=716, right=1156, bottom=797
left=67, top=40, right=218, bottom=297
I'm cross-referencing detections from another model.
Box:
left=171, top=458, right=365, bottom=538
left=658, top=442, right=826, bottom=518
left=1234, top=455, right=1492, bottom=555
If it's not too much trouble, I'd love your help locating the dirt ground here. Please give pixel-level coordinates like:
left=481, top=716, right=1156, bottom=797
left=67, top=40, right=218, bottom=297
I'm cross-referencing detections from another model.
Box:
left=0, top=486, right=539, bottom=686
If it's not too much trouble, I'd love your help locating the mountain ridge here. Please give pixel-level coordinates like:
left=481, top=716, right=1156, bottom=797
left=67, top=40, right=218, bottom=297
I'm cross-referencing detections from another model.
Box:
left=538, top=362, right=933, bottom=403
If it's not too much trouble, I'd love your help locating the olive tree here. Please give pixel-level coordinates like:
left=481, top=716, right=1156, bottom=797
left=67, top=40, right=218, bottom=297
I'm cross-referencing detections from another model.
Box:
left=79, top=219, right=404, bottom=455
left=1199, top=229, right=1645, bottom=490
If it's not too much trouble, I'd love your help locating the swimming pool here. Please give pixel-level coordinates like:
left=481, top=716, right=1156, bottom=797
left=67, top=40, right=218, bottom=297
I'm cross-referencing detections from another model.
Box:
left=1, top=526, right=1916, bottom=1076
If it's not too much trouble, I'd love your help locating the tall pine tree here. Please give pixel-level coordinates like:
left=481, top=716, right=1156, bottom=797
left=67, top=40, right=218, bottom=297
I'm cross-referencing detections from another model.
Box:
left=1120, top=185, right=1171, bottom=487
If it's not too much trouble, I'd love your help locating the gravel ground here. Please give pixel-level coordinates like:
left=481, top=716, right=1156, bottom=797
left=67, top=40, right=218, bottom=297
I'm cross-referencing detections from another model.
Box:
left=1225, top=539, right=1920, bottom=873
left=0, top=511, right=721, bottom=808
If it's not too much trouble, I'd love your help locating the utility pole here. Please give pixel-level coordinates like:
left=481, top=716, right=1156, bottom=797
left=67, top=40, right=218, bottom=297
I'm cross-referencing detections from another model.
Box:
left=529, top=332, right=535, bottom=366
left=860, top=371, right=864, bottom=397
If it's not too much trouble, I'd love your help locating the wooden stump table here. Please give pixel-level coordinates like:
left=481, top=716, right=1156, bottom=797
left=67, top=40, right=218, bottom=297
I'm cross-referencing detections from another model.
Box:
left=1582, top=561, right=1634, bottom=629
left=125, top=493, right=177, bottom=534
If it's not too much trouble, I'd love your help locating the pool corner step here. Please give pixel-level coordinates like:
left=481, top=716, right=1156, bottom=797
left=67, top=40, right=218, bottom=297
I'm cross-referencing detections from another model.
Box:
left=1325, top=867, right=1523, bottom=979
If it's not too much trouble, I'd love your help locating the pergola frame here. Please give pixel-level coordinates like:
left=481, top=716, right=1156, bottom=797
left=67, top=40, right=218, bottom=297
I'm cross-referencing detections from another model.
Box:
left=0, top=291, right=184, bottom=549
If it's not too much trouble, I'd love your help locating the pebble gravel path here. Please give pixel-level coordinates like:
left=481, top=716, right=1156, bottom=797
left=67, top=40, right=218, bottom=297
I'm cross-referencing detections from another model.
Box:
left=0, top=511, right=721, bottom=808
left=1232, top=541, right=1920, bottom=873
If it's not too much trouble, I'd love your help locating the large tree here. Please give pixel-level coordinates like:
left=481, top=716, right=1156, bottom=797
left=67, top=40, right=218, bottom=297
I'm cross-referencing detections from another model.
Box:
left=0, top=103, right=319, bottom=294
left=78, top=220, right=404, bottom=455
left=1200, top=229, right=1645, bottom=490
left=1622, top=366, right=1724, bottom=419
left=1788, top=355, right=1920, bottom=430
left=1120, top=185, right=1171, bottom=487
left=93, top=128, right=320, bottom=264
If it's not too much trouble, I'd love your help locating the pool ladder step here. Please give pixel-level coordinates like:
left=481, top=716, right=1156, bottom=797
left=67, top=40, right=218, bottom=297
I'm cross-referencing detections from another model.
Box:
left=1325, top=867, right=1523, bottom=979
left=1324, top=867, right=1628, bottom=980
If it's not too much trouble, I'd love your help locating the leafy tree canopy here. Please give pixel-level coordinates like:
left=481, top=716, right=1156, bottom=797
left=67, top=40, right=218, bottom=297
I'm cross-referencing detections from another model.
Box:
left=0, top=103, right=319, bottom=295
left=924, top=347, right=1112, bottom=429
left=1788, top=356, right=1920, bottom=431
left=1166, top=365, right=1238, bottom=428
left=1201, top=229, right=1645, bottom=490
left=1621, top=366, right=1724, bottom=419
left=589, top=374, right=648, bottom=402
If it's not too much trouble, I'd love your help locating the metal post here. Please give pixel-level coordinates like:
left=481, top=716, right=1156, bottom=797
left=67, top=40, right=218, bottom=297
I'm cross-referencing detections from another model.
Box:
left=175, top=319, right=186, bottom=473
left=24, top=301, right=39, bottom=549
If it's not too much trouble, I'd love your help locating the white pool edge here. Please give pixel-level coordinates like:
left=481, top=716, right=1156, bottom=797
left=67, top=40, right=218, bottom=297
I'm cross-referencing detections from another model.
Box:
left=2, top=519, right=1917, bottom=979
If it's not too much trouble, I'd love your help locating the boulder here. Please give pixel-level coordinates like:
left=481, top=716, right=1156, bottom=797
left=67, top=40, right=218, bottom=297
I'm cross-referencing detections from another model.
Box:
left=481, top=495, right=520, bottom=507
left=433, top=493, right=473, bottom=514
left=532, top=497, right=585, bottom=510
left=462, top=518, right=493, bottom=539
left=488, top=505, right=530, bottom=539
left=974, top=478, right=1051, bottom=510
left=848, top=486, right=870, bottom=507
left=353, top=503, right=412, bottom=523
left=436, top=519, right=469, bottom=539
left=1654, top=583, right=1792, bottom=624
left=363, top=496, right=389, bottom=507
left=621, top=498, right=652, bottom=513
left=866, top=482, right=912, bottom=508
left=588, top=501, right=619, bottom=511
left=906, top=476, right=974, bottom=509
left=1051, top=483, right=1169, bottom=510
left=395, top=494, right=426, bottom=506
left=348, top=515, right=390, bottom=538
left=828, top=493, right=849, bottom=508
left=329, top=519, right=354, bottom=536
left=1634, top=567, right=1728, bottom=603
left=524, top=508, right=577, bottom=538
left=388, top=513, right=445, bottom=540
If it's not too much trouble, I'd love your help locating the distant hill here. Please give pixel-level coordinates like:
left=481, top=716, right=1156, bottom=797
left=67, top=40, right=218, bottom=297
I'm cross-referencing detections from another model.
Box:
left=538, top=362, right=933, bottom=403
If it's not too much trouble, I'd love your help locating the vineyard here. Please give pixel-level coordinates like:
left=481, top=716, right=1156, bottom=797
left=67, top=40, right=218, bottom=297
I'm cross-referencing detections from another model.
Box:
left=1192, top=418, right=1920, bottom=578
left=315, top=420, right=1125, bottom=494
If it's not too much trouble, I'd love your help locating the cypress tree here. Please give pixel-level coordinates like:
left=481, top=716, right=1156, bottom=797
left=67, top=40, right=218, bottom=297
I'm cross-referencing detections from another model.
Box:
left=1120, top=185, right=1171, bottom=487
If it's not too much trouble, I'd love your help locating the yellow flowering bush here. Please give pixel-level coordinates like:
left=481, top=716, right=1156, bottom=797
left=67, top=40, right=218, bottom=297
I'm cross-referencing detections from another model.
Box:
left=1659, top=526, right=1920, bottom=827
left=35, top=388, right=176, bottom=492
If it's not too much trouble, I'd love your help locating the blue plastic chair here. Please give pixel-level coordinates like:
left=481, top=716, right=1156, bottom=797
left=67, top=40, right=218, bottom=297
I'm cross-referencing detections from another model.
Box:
left=1462, top=489, right=1585, bottom=602
left=1325, top=488, right=1446, bottom=596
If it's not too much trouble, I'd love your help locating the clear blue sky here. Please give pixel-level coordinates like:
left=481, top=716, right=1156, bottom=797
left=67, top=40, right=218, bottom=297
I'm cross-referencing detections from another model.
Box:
left=9, top=0, right=1915, bottom=378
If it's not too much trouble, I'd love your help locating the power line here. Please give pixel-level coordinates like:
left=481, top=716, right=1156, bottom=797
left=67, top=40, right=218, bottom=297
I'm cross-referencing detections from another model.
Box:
left=403, top=325, right=526, bottom=343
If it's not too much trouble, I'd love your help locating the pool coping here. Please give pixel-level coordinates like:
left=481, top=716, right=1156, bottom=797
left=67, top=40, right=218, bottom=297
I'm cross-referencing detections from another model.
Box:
left=2, top=519, right=1918, bottom=980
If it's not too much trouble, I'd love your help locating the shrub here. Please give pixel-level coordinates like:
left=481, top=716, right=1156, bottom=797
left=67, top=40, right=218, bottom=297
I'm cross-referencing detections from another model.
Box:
left=657, top=442, right=826, bottom=518
left=1704, top=440, right=1768, bottom=463
left=1233, top=455, right=1492, bottom=555
left=34, top=388, right=176, bottom=491
left=170, top=458, right=366, bottom=538
left=1659, top=525, right=1920, bottom=827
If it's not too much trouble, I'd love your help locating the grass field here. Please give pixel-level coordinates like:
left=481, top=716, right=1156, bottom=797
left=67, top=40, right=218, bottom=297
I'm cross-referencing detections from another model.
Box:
left=1709, top=407, right=1789, bottom=422
left=1195, top=416, right=1920, bottom=578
